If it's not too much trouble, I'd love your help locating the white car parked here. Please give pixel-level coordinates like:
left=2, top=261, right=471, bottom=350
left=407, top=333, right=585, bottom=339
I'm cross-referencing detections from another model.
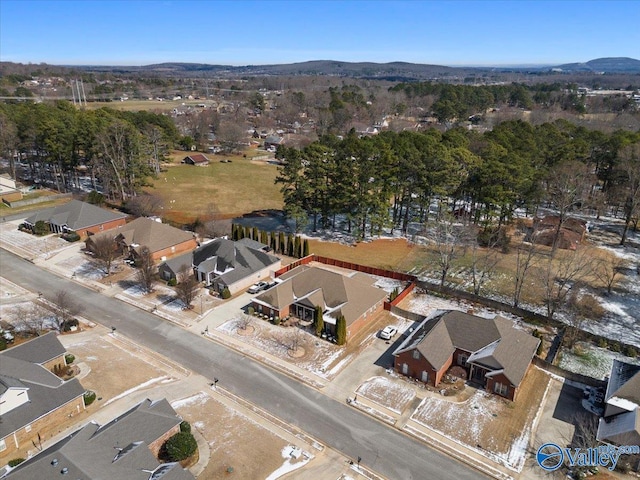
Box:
left=380, top=326, right=398, bottom=340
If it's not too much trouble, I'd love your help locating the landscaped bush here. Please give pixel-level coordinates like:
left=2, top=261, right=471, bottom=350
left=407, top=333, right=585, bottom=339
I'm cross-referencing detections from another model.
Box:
left=179, top=421, right=191, bottom=434
left=273, top=316, right=281, bottom=325
left=62, top=318, right=79, bottom=332
left=83, top=390, right=97, bottom=406
left=247, top=306, right=255, bottom=316
left=163, top=432, right=197, bottom=462
left=624, top=345, right=637, bottom=358
left=65, top=353, right=75, bottom=364
left=62, top=231, right=81, bottom=242
left=167, top=278, right=177, bottom=286
left=33, top=220, right=48, bottom=236
left=221, top=287, right=231, bottom=299
left=8, top=458, right=25, bottom=468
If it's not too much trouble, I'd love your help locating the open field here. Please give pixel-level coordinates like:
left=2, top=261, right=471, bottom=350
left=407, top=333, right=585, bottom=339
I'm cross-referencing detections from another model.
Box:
left=148, top=152, right=282, bottom=224
left=84, top=99, right=211, bottom=112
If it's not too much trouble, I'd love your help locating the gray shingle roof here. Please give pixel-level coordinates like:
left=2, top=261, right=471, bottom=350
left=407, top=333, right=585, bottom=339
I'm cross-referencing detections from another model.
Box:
left=25, top=200, right=127, bottom=231
left=4, top=398, right=194, bottom=480
left=0, top=355, right=85, bottom=439
left=1, top=331, right=65, bottom=365
left=394, top=311, right=539, bottom=387
left=193, top=238, right=279, bottom=286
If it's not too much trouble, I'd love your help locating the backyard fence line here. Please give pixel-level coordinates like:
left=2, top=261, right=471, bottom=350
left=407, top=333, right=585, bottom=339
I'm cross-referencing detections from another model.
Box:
left=532, top=357, right=607, bottom=388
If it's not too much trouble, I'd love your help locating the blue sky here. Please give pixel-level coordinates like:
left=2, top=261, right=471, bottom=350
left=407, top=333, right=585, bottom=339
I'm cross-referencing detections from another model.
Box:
left=0, top=0, right=637, bottom=66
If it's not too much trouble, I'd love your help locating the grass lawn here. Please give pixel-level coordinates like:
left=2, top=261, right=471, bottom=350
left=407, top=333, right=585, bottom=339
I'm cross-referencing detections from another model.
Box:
left=84, top=99, right=206, bottom=112
left=148, top=152, right=283, bottom=224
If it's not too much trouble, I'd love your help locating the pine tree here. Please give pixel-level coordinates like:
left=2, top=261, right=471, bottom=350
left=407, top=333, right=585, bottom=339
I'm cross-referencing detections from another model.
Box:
left=336, top=315, right=347, bottom=345
left=314, top=305, right=324, bottom=336
left=294, top=235, right=301, bottom=258
left=270, top=232, right=276, bottom=251
left=287, top=234, right=294, bottom=256
left=278, top=232, right=285, bottom=254
left=303, top=238, right=310, bottom=257
left=252, top=226, right=259, bottom=240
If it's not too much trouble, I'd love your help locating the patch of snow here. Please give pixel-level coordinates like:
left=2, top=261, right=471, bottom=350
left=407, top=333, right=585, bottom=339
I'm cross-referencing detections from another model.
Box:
left=103, top=376, right=169, bottom=406
left=264, top=446, right=312, bottom=480
left=558, top=343, right=640, bottom=379
left=357, top=376, right=416, bottom=414
left=171, top=392, right=209, bottom=409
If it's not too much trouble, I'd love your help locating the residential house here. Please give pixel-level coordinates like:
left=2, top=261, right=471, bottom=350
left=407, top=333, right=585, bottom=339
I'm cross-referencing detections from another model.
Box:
left=263, top=135, right=284, bottom=151
left=251, top=265, right=387, bottom=339
left=193, top=238, right=280, bottom=294
left=86, top=217, right=197, bottom=263
left=393, top=311, right=539, bottom=401
left=2, top=398, right=194, bottom=480
left=532, top=215, right=588, bottom=250
left=0, top=333, right=86, bottom=460
left=181, top=154, right=210, bottom=166
left=24, top=200, right=128, bottom=237
left=597, top=359, right=640, bottom=446
left=158, top=251, right=193, bottom=282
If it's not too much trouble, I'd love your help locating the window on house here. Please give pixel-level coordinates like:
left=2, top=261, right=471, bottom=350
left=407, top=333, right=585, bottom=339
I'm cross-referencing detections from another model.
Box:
left=412, top=350, right=420, bottom=360
left=457, top=353, right=468, bottom=366
left=494, top=382, right=509, bottom=397
left=25, top=424, right=32, bottom=433
left=0, top=439, right=6, bottom=452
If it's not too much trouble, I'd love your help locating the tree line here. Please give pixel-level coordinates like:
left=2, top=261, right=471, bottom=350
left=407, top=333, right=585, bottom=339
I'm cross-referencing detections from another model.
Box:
left=0, top=101, right=181, bottom=202
left=275, top=121, right=640, bottom=245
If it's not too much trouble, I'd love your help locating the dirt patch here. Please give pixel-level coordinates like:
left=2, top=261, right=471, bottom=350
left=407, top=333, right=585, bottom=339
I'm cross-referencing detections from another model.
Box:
left=174, top=395, right=287, bottom=480
left=411, top=367, right=550, bottom=469
left=288, top=346, right=306, bottom=358
left=236, top=325, right=255, bottom=336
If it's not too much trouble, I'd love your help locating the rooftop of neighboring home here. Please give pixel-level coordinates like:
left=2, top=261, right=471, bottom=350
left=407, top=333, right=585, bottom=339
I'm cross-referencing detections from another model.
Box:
left=3, top=398, right=194, bottom=480
left=0, top=333, right=86, bottom=439
left=193, top=238, right=279, bottom=285
left=89, top=217, right=196, bottom=256
left=394, top=310, right=539, bottom=387
left=254, top=265, right=388, bottom=325
left=605, top=359, right=640, bottom=412
left=24, top=200, right=128, bottom=230
left=182, top=153, right=210, bottom=164
left=598, top=359, right=640, bottom=446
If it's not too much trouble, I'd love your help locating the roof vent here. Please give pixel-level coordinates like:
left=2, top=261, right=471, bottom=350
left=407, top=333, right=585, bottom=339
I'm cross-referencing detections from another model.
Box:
left=51, top=459, right=59, bottom=466
left=61, top=467, right=68, bottom=474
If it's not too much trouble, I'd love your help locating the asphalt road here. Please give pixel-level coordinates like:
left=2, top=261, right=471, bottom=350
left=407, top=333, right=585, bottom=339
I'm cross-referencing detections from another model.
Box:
left=1, top=249, right=486, bottom=480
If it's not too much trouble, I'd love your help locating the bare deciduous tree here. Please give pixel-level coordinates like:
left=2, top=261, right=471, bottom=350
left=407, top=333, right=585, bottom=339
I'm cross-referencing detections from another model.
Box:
left=52, top=289, right=83, bottom=332
left=564, top=290, right=605, bottom=349
left=538, top=247, right=596, bottom=321
left=594, top=256, right=628, bottom=294
left=136, top=246, right=155, bottom=294
left=617, top=142, right=640, bottom=246
left=236, top=314, right=253, bottom=331
left=513, top=241, right=544, bottom=308
left=126, top=193, right=164, bottom=217
left=174, top=264, right=199, bottom=309
left=426, top=216, right=474, bottom=288
left=13, top=303, right=51, bottom=336
left=470, top=229, right=502, bottom=295
left=89, top=234, right=120, bottom=275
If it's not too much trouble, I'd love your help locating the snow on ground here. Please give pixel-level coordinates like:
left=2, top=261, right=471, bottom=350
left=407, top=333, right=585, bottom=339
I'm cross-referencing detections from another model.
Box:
left=162, top=298, right=187, bottom=312
left=265, top=446, right=312, bottom=480
left=56, top=256, right=106, bottom=280
left=356, top=376, right=416, bottom=414
left=558, top=342, right=640, bottom=379
left=103, top=376, right=170, bottom=406
left=171, top=392, right=209, bottom=409
left=0, top=301, right=59, bottom=331
left=372, top=276, right=406, bottom=293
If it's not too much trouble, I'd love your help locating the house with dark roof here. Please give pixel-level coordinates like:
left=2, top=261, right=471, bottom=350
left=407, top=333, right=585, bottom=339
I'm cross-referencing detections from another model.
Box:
left=393, top=311, right=540, bottom=401
left=2, top=398, right=194, bottom=480
left=0, top=333, right=86, bottom=460
left=181, top=154, right=210, bottom=166
left=158, top=251, right=193, bottom=282
left=86, top=217, right=198, bottom=263
left=24, top=200, right=127, bottom=237
left=597, top=359, right=640, bottom=446
left=251, top=265, right=388, bottom=339
left=193, top=238, right=280, bottom=294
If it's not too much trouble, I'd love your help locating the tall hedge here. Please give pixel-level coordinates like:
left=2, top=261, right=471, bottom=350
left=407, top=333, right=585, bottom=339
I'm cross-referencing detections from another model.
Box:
left=336, top=315, right=347, bottom=345
left=164, top=432, right=197, bottom=461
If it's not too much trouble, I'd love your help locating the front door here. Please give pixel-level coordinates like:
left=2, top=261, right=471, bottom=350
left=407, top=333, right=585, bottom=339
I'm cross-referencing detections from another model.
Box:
left=421, top=370, right=429, bottom=383
left=402, top=363, right=408, bottom=375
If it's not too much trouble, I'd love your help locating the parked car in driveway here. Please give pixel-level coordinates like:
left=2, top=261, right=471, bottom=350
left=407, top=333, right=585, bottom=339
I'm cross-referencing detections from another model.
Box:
left=248, top=281, right=269, bottom=294
left=380, top=326, right=398, bottom=340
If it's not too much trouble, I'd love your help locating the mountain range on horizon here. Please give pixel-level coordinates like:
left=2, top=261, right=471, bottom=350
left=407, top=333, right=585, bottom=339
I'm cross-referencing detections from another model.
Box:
left=3, top=57, right=640, bottom=80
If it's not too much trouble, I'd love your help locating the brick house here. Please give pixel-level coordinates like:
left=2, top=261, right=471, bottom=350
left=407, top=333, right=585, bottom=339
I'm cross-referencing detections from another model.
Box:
left=86, top=217, right=198, bottom=263
left=0, top=333, right=86, bottom=460
left=252, top=265, right=388, bottom=340
left=24, top=199, right=127, bottom=237
left=393, top=311, right=539, bottom=401
left=3, top=398, right=194, bottom=480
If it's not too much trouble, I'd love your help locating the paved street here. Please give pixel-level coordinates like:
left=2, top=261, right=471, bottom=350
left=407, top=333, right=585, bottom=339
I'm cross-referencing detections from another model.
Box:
left=0, top=248, right=486, bottom=479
